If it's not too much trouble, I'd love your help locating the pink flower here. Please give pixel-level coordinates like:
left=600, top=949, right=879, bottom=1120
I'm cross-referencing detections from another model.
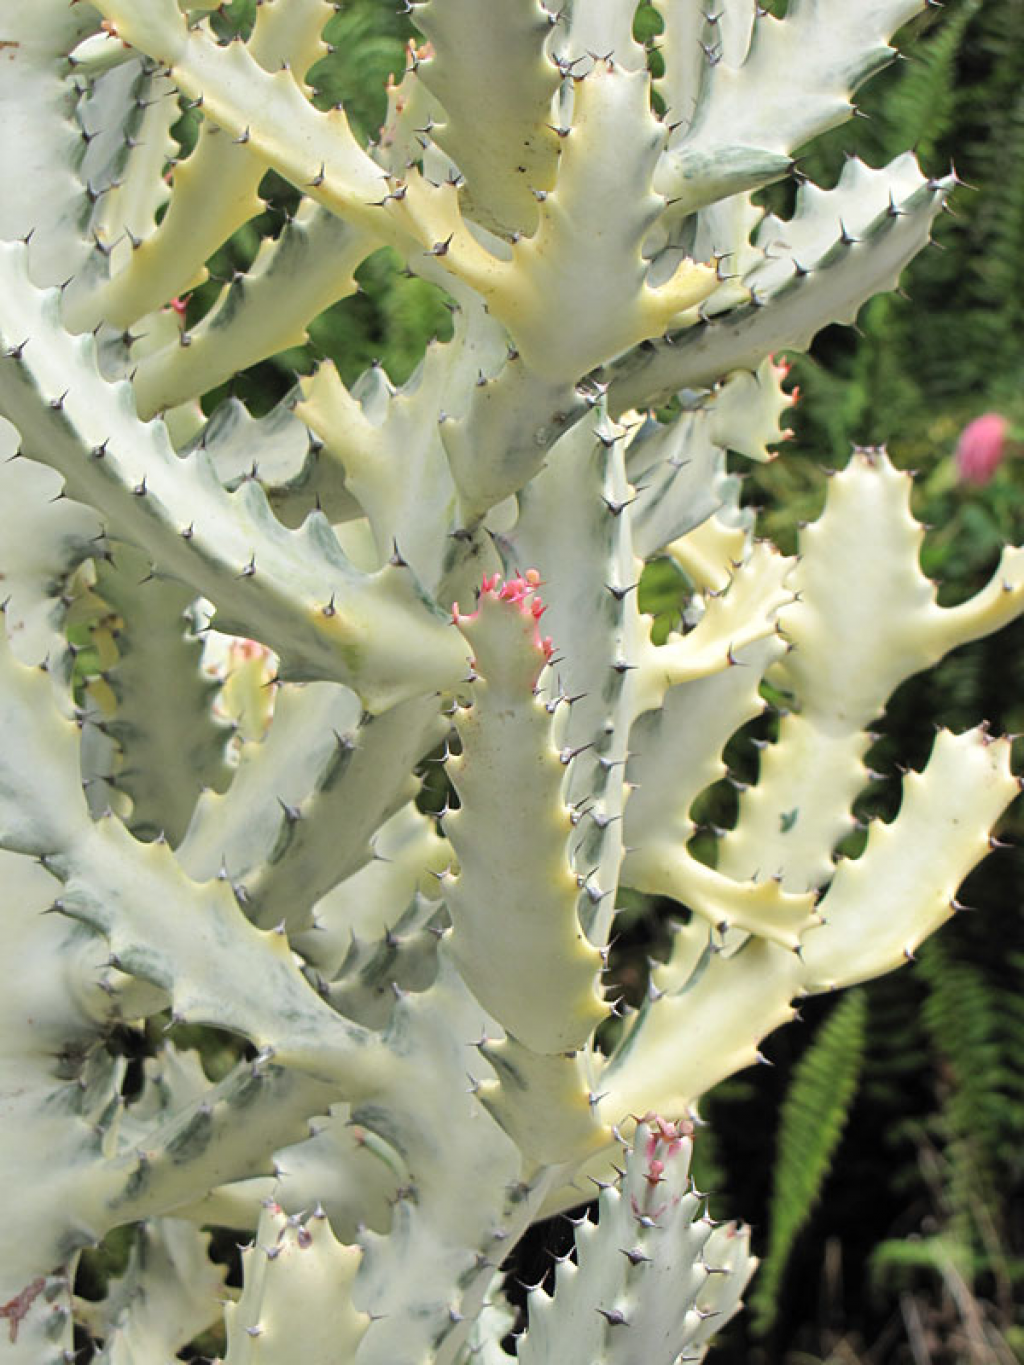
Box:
left=452, top=571, right=554, bottom=661
left=955, top=413, right=1009, bottom=486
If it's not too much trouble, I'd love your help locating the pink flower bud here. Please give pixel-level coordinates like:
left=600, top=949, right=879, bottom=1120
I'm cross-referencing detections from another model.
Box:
left=645, top=1158, right=665, bottom=1187
left=955, top=413, right=1009, bottom=486
left=453, top=572, right=555, bottom=663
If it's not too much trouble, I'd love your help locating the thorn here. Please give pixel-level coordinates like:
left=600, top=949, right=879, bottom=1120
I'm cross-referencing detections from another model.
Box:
left=606, top=582, right=638, bottom=601
left=601, top=493, right=638, bottom=516
left=596, top=1308, right=630, bottom=1327
left=597, top=755, right=627, bottom=773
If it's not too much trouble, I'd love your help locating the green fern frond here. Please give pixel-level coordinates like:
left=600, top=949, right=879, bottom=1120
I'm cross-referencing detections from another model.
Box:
left=750, top=990, right=868, bottom=1336
left=920, top=940, right=1003, bottom=1150
left=917, top=937, right=1024, bottom=1238
left=1001, top=952, right=1024, bottom=1130
left=876, top=0, right=982, bottom=169
left=965, top=88, right=1024, bottom=400
left=869, top=1231, right=982, bottom=1287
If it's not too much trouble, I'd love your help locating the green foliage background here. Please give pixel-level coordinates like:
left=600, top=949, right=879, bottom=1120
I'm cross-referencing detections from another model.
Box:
left=137, top=2, right=1024, bottom=1360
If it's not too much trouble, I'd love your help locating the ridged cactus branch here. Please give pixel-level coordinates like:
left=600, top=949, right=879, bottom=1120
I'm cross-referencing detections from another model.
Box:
left=518, top=1118, right=756, bottom=1365
left=800, top=727, right=1017, bottom=989
left=0, top=242, right=465, bottom=709
left=413, top=61, right=717, bottom=383
left=130, top=209, right=373, bottom=421
left=80, top=1220, right=227, bottom=1365
left=0, top=421, right=103, bottom=668
left=599, top=937, right=801, bottom=1123
left=181, top=688, right=445, bottom=932
left=62, top=0, right=336, bottom=334
left=219, top=1202, right=369, bottom=1364
left=411, top=0, right=561, bottom=237
left=501, top=411, right=646, bottom=947
left=609, top=165, right=952, bottom=408
left=89, top=541, right=233, bottom=847
left=636, top=541, right=793, bottom=710
left=446, top=573, right=606, bottom=1053
left=0, top=621, right=396, bottom=1097
left=654, top=0, right=925, bottom=217
left=0, top=1, right=101, bottom=289
left=196, top=396, right=362, bottom=530
left=719, top=450, right=1024, bottom=890
left=88, top=0, right=392, bottom=237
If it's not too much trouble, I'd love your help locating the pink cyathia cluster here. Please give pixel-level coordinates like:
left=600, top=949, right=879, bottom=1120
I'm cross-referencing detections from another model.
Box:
left=643, top=1114, right=694, bottom=1163
left=956, top=413, right=1009, bottom=486
left=630, top=1116, right=696, bottom=1220
left=452, top=570, right=554, bottom=661
left=643, top=1116, right=693, bottom=1190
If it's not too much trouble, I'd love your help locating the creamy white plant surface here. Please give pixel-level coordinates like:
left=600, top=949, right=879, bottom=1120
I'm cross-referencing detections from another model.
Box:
left=0, top=2, right=1019, bottom=1361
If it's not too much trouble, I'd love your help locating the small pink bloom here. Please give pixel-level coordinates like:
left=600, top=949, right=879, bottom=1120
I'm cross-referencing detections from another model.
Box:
left=955, top=413, right=1009, bottom=486
left=457, top=571, right=556, bottom=663
left=645, top=1158, right=665, bottom=1187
